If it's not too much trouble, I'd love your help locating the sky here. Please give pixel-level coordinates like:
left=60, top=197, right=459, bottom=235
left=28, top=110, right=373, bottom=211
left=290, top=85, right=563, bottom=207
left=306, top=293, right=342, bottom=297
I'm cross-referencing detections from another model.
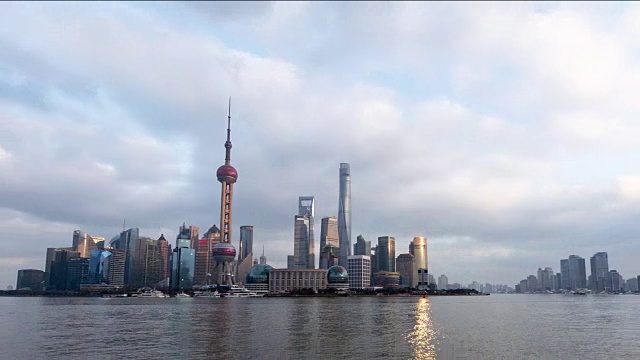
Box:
left=3, top=1, right=640, bottom=288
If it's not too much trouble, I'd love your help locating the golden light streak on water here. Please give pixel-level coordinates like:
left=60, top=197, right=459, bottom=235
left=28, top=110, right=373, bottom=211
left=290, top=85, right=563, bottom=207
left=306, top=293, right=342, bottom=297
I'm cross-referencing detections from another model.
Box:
left=406, top=298, right=438, bottom=359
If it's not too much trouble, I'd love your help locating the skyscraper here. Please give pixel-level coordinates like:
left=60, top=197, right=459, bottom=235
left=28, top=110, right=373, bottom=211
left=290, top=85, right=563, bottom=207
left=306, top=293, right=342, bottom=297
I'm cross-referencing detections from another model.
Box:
left=298, top=196, right=315, bottom=269
left=569, top=255, right=587, bottom=290
left=437, top=274, right=448, bottom=290
left=590, top=252, right=609, bottom=292
left=396, top=253, right=414, bottom=287
left=171, top=232, right=195, bottom=291
left=338, top=163, right=351, bottom=267
left=293, top=215, right=312, bottom=269
left=72, top=230, right=100, bottom=259
left=157, top=234, right=171, bottom=282
left=236, top=225, right=255, bottom=285
left=319, top=216, right=338, bottom=268
left=377, top=236, right=396, bottom=272
left=212, top=100, right=238, bottom=286
left=195, top=225, right=218, bottom=286
left=409, top=237, right=428, bottom=288
left=561, top=255, right=587, bottom=290
left=354, top=235, right=371, bottom=256
left=111, top=228, right=140, bottom=287
left=239, top=226, right=254, bottom=262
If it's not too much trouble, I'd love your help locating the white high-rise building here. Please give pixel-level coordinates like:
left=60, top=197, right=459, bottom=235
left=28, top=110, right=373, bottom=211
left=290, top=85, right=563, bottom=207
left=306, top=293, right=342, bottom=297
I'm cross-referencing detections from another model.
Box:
left=347, top=255, right=371, bottom=289
left=438, top=274, right=448, bottom=290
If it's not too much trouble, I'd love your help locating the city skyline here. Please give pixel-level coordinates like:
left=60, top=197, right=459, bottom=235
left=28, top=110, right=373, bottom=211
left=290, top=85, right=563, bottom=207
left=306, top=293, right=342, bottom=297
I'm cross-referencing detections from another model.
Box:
left=5, top=2, right=640, bottom=287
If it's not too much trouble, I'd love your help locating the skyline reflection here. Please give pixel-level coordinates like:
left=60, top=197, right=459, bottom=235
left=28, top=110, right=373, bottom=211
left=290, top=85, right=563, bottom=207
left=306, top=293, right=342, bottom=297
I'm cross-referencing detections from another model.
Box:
left=407, top=298, right=438, bottom=360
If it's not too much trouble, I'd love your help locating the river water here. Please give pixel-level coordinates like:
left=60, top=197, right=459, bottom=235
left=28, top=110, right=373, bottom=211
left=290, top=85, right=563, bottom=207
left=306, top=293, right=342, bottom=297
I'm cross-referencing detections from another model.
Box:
left=1, top=294, right=638, bottom=359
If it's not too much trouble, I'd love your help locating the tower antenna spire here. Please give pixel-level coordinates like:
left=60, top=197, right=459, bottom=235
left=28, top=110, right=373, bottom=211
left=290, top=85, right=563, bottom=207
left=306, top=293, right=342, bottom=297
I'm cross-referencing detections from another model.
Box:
left=224, top=97, right=232, bottom=165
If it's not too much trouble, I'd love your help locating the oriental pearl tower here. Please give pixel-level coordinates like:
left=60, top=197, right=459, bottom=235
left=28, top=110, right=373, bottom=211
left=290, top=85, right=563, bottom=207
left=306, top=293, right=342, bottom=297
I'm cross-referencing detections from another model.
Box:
left=212, top=99, right=238, bottom=286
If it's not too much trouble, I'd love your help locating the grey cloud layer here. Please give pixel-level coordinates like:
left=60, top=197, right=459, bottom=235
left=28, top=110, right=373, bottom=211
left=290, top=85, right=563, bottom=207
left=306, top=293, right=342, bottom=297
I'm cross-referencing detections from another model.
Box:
left=2, top=2, right=640, bottom=287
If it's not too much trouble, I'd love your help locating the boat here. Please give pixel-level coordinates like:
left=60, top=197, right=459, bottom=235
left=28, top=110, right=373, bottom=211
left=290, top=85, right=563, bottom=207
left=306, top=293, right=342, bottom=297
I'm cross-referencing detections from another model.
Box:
left=136, top=288, right=168, bottom=298
left=175, top=292, right=192, bottom=298
left=193, top=291, right=221, bottom=298
left=220, top=285, right=260, bottom=297
left=572, top=289, right=589, bottom=295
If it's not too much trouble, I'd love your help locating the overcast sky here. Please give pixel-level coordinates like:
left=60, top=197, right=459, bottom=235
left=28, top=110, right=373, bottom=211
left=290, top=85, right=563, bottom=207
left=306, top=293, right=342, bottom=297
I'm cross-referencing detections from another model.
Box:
left=3, top=2, right=640, bottom=288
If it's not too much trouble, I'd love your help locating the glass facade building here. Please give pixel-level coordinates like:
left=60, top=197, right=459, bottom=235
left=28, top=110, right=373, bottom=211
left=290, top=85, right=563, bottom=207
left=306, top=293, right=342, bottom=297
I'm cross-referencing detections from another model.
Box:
left=377, top=236, right=396, bottom=272
left=171, top=236, right=195, bottom=291
left=338, top=163, right=351, bottom=267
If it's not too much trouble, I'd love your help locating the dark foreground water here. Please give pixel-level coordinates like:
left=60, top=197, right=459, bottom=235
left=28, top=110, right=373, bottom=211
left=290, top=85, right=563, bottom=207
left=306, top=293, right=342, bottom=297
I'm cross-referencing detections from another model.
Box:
left=1, top=294, right=639, bottom=359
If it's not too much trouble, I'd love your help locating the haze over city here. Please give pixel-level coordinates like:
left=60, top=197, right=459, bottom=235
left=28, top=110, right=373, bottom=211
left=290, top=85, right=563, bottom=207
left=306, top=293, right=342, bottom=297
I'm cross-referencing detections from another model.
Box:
left=3, top=2, right=640, bottom=288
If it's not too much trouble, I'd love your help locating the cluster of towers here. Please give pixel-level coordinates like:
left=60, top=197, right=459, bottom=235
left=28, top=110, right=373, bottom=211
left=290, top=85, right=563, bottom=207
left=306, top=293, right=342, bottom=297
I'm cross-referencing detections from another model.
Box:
left=287, top=163, right=353, bottom=270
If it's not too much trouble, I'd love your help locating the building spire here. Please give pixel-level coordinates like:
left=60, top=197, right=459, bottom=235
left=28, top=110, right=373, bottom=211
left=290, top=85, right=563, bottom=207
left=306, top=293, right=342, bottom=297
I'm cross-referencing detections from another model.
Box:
left=224, top=97, right=232, bottom=165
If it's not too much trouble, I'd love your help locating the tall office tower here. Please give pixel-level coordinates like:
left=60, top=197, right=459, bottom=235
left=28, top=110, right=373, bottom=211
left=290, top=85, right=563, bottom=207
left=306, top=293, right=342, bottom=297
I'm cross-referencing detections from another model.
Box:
left=409, top=237, right=428, bottom=288
left=259, top=246, right=267, bottom=265
left=354, top=235, right=371, bottom=256
left=89, top=250, right=112, bottom=284
left=377, top=236, right=396, bottom=272
left=212, top=101, right=238, bottom=286
left=195, top=225, right=220, bottom=286
left=526, top=275, right=538, bottom=292
left=66, top=257, right=90, bottom=291
left=437, top=274, right=448, bottom=290
left=239, top=226, right=254, bottom=262
left=319, top=216, right=339, bottom=268
left=292, top=215, right=312, bottom=268
left=298, top=197, right=316, bottom=268
left=108, top=249, right=126, bottom=286
left=72, top=230, right=100, bottom=258
left=236, top=225, right=255, bottom=285
left=157, top=234, right=171, bottom=282
left=287, top=255, right=295, bottom=269
left=171, top=233, right=195, bottom=291
left=16, top=269, right=44, bottom=291
left=560, top=259, right=570, bottom=290
left=590, top=252, right=609, bottom=292
left=568, top=255, right=587, bottom=290
left=607, top=270, right=622, bottom=291
left=370, top=246, right=378, bottom=274
left=554, top=272, right=562, bottom=291
left=48, top=249, right=80, bottom=291
left=141, top=237, right=162, bottom=288
left=347, top=255, right=371, bottom=289
left=111, top=228, right=140, bottom=287
left=396, top=253, right=415, bottom=287
left=338, top=163, right=352, bottom=267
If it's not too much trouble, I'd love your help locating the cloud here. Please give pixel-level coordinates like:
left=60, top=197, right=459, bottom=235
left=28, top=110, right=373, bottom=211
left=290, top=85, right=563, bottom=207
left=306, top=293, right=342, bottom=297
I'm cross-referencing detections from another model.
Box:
left=2, top=2, right=640, bottom=287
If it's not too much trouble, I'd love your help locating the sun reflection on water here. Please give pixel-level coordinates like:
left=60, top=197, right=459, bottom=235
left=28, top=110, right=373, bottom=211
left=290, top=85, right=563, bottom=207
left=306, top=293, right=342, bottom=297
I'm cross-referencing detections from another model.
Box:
left=406, top=297, right=438, bottom=359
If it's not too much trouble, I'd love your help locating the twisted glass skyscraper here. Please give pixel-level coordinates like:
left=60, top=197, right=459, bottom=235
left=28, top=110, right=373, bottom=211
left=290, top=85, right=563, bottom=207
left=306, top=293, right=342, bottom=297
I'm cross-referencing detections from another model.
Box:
left=338, top=163, right=351, bottom=267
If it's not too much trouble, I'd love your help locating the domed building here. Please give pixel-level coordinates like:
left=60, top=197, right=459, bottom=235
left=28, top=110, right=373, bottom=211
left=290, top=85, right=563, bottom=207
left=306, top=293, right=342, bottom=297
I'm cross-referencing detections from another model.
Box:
left=244, top=264, right=273, bottom=294
left=327, top=265, right=349, bottom=290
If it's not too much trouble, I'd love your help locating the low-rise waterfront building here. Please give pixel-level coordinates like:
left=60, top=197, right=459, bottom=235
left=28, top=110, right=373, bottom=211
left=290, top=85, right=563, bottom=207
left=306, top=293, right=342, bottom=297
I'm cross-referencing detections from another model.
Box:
left=268, top=269, right=327, bottom=293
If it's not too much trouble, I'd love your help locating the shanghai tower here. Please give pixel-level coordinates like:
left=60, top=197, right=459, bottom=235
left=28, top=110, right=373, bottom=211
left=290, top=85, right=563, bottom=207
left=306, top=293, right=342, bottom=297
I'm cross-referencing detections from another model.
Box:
left=338, top=163, right=351, bottom=267
left=212, top=99, right=238, bottom=286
